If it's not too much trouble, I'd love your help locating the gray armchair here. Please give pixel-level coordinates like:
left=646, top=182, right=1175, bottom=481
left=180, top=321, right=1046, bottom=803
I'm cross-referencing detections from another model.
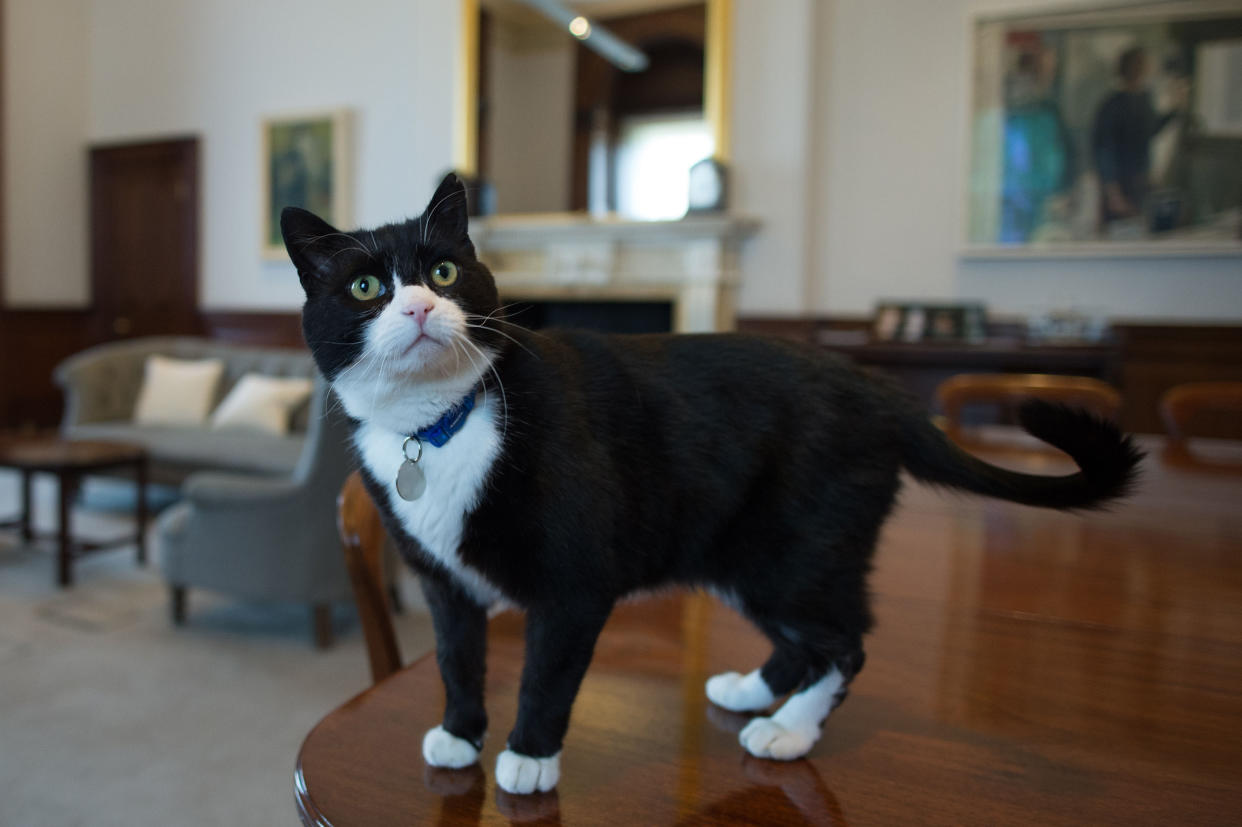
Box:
left=155, top=377, right=356, bottom=647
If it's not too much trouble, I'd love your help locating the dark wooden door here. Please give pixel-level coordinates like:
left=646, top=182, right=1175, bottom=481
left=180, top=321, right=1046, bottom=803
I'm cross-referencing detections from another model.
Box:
left=90, top=137, right=200, bottom=340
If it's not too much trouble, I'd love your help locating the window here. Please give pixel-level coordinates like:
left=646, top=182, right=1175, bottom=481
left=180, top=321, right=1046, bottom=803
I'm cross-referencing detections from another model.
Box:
left=614, top=113, right=714, bottom=220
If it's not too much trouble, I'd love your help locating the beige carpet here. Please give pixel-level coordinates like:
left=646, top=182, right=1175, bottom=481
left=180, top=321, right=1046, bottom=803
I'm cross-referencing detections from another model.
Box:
left=0, top=471, right=436, bottom=827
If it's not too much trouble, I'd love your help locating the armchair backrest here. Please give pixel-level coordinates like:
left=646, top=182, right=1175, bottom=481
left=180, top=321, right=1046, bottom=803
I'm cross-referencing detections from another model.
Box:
left=292, top=378, right=356, bottom=494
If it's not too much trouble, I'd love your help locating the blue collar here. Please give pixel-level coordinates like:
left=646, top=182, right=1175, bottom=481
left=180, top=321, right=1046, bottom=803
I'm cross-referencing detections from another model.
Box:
left=413, top=389, right=477, bottom=448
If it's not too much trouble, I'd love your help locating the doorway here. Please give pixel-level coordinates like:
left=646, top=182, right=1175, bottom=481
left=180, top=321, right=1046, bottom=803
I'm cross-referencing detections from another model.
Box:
left=90, top=137, right=200, bottom=340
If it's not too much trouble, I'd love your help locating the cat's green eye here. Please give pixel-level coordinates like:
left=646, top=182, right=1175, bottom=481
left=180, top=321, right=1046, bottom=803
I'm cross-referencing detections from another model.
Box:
left=430, top=261, right=459, bottom=288
left=349, top=275, right=385, bottom=302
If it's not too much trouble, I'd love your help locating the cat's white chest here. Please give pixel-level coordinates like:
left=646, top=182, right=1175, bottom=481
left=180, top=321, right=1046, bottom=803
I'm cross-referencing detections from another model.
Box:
left=354, top=402, right=506, bottom=606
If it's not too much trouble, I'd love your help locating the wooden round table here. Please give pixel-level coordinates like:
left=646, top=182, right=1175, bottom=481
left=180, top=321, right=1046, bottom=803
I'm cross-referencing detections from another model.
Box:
left=0, top=438, right=148, bottom=587
left=295, top=439, right=1242, bottom=825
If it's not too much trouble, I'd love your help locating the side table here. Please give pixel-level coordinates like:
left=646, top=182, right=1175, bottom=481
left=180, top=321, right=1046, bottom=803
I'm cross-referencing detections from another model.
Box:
left=0, top=438, right=148, bottom=587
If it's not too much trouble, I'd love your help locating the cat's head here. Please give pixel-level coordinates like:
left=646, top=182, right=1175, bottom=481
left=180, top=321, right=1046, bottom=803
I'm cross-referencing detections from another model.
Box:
left=281, top=173, right=503, bottom=429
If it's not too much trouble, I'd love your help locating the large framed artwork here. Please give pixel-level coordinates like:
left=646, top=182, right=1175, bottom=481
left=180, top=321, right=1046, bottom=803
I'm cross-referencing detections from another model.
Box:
left=261, top=110, right=352, bottom=260
left=966, top=1, right=1242, bottom=255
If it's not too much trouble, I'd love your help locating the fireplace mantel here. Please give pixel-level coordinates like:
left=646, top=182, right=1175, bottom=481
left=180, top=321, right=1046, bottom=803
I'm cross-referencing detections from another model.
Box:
left=468, top=213, right=760, bottom=333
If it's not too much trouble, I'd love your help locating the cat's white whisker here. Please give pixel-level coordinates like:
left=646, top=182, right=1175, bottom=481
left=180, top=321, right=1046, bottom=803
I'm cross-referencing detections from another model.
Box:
left=449, top=333, right=482, bottom=403
left=463, top=322, right=538, bottom=359
left=301, top=231, right=373, bottom=260
left=367, top=354, right=387, bottom=421
left=448, top=329, right=500, bottom=425
left=421, top=189, right=463, bottom=246
left=457, top=334, right=509, bottom=442
left=469, top=305, right=546, bottom=338
left=466, top=312, right=549, bottom=343
left=449, top=334, right=468, bottom=376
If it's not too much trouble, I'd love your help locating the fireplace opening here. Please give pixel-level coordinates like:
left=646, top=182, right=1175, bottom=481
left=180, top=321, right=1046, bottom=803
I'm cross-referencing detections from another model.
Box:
left=502, top=300, right=673, bottom=335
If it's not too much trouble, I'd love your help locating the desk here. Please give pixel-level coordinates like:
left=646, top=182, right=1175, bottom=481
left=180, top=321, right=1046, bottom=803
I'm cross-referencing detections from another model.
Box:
left=296, top=439, right=1242, bottom=825
left=819, top=338, right=1120, bottom=428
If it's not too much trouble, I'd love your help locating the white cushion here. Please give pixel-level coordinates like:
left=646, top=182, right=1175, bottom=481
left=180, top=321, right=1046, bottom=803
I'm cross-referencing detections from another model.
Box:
left=133, top=356, right=225, bottom=427
left=208, top=373, right=314, bottom=436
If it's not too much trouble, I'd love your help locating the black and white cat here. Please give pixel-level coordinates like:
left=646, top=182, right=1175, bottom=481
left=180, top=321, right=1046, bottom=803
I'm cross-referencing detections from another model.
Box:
left=282, top=174, right=1141, bottom=795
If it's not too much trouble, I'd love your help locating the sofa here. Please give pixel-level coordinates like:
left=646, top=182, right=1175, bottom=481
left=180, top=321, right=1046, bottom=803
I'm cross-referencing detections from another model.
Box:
left=57, top=336, right=363, bottom=646
left=54, top=337, right=318, bottom=485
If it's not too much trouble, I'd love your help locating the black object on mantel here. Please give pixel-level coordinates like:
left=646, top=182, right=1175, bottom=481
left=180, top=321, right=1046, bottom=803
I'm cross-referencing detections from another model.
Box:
left=686, top=158, right=729, bottom=214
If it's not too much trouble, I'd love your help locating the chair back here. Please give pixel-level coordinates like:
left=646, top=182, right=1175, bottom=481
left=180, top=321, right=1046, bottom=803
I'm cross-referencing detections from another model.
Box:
left=936, top=373, right=1122, bottom=442
left=337, top=470, right=402, bottom=684
left=1159, top=381, right=1242, bottom=469
left=291, top=378, right=349, bottom=484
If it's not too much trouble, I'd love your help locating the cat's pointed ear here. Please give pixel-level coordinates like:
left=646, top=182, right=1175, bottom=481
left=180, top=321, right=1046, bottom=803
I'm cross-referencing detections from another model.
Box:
left=281, top=207, right=345, bottom=287
left=422, top=172, right=470, bottom=243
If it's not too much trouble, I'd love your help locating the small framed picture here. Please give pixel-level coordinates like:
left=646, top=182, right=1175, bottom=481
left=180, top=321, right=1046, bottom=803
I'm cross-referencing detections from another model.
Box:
left=873, top=304, right=905, bottom=341
left=873, top=302, right=987, bottom=343
left=261, top=109, right=352, bottom=260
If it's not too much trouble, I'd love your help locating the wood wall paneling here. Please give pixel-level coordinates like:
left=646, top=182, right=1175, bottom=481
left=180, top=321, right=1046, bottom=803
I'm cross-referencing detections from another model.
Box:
left=0, top=309, right=95, bottom=431
left=0, top=311, right=306, bottom=431
left=200, top=312, right=305, bottom=349
left=4, top=306, right=1240, bottom=437
left=1115, top=323, right=1242, bottom=436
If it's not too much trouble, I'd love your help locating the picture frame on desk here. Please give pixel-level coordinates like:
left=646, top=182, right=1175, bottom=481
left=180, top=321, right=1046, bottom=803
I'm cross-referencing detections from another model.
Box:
left=873, top=302, right=987, bottom=344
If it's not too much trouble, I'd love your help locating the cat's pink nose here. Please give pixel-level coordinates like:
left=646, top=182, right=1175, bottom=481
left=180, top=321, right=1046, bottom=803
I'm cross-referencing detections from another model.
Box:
left=401, top=298, right=435, bottom=325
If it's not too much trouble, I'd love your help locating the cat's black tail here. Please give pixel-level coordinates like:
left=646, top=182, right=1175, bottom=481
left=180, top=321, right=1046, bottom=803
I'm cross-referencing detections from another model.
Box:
left=898, top=399, right=1143, bottom=510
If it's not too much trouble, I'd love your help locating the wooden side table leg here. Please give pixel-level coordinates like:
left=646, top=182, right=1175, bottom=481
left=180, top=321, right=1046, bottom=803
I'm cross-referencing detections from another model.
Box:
left=58, top=471, right=78, bottom=588
left=312, top=603, right=334, bottom=649
left=19, top=469, right=34, bottom=543
left=135, top=456, right=149, bottom=566
left=170, top=585, right=187, bottom=625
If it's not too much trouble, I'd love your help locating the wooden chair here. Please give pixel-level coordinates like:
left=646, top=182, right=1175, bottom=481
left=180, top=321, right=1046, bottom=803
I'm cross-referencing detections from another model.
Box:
left=1159, top=381, right=1242, bottom=470
left=337, top=470, right=402, bottom=684
left=935, top=373, right=1122, bottom=444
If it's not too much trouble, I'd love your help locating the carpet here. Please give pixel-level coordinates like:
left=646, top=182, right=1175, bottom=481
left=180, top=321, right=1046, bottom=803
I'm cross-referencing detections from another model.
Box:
left=0, top=471, right=437, bottom=827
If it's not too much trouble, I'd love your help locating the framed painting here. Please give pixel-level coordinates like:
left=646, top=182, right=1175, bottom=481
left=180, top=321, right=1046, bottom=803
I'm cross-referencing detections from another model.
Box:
left=965, top=1, right=1242, bottom=256
left=261, top=109, right=352, bottom=259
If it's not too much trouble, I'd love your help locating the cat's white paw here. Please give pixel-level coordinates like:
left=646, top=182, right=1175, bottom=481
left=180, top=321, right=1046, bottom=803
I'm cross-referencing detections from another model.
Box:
left=739, top=716, right=816, bottom=761
left=422, top=725, right=480, bottom=769
left=495, top=749, right=560, bottom=794
left=706, top=669, right=776, bottom=712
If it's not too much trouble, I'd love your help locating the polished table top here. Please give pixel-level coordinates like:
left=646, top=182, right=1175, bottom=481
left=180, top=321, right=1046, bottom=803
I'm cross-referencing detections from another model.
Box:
left=0, top=437, right=145, bottom=471
left=297, top=437, right=1242, bottom=825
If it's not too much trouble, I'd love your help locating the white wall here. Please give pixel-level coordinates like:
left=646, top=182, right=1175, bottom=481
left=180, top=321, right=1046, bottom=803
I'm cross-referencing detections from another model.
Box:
left=5, top=0, right=1239, bottom=320
left=83, top=0, right=457, bottom=311
left=730, top=0, right=819, bottom=315
left=809, top=0, right=1242, bottom=321
left=2, top=0, right=826, bottom=315
left=3, top=0, right=91, bottom=307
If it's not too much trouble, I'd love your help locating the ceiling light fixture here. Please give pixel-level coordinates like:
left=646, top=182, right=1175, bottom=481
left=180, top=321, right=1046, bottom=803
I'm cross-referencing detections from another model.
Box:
left=517, top=0, right=648, bottom=71
left=568, top=16, right=591, bottom=39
